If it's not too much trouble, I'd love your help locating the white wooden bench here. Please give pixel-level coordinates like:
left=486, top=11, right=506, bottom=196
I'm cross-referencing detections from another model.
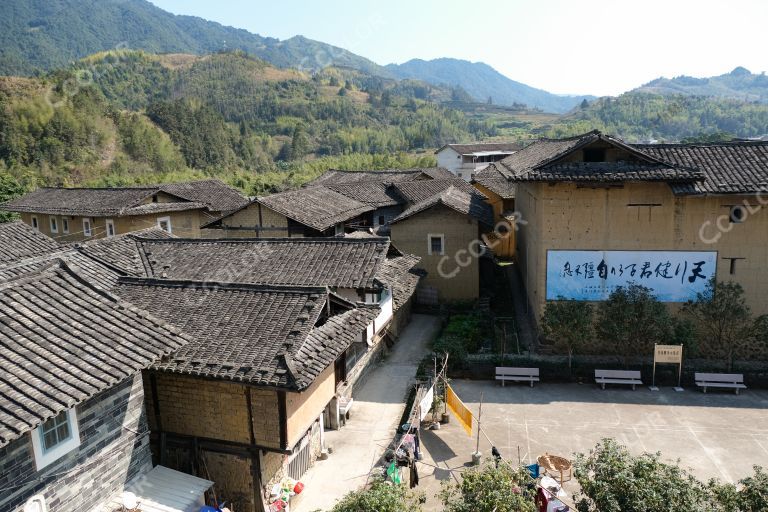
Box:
left=595, top=369, right=643, bottom=390
left=695, top=373, right=747, bottom=394
left=495, top=367, right=540, bottom=387
left=338, top=396, right=354, bottom=425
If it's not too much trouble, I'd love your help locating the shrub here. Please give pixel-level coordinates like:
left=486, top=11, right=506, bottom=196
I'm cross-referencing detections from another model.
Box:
left=439, top=460, right=536, bottom=512
left=329, top=479, right=423, bottom=512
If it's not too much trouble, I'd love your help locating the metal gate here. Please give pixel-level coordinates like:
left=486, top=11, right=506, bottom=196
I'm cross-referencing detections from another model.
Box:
left=286, top=421, right=319, bottom=480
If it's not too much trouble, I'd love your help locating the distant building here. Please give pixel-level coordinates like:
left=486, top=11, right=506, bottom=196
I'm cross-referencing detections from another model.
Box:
left=436, top=142, right=524, bottom=181
left=1, top=179, right=248, bottom=242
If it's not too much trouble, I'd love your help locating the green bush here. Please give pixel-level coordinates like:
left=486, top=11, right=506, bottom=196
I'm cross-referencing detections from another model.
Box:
left=329, top=479, right=423, bottom=512
left=439, top=460, right=536, bottom=512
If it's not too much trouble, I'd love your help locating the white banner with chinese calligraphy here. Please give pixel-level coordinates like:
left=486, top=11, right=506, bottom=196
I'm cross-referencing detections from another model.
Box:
left=546, top=250, right=717, bottom=301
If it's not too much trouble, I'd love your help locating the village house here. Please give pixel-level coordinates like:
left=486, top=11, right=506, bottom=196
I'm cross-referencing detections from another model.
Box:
left=436, top=142, right=523, bottom=181
left=476, top=130, right=768, bottom=321
left=0, top=260, right=213, bottom=512
left=113, top=277, right=378, bottom=512
left=204, top=168, right=455, bottom=237
left=1, top=179, right=248, bottom=242
left=389, top=184, right=494, bottom=303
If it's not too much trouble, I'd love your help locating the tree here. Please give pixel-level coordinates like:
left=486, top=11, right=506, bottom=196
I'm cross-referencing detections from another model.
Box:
left=440, top=461, right=536, bottom=512
left=573, top=439, right=712, bottom=512
left=580, top=98, right=590, bottom=109
left=0, top=172, right=26, bottom=222
left=330, top=479, right=422, bottom=512
left=596, top=284, right=672, bottom=365
left=682, top=278, right=768, bottom=371
left=541, top=299, right=593, bottom=372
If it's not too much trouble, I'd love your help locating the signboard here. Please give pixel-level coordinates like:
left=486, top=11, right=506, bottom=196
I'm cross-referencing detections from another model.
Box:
left=418, top=386, right=434, bottom=422
left=655, top=344, right=683, bottom=364
left=446, top=385, right=473, bottom=437
left=546, top=250, right=717, bottom=301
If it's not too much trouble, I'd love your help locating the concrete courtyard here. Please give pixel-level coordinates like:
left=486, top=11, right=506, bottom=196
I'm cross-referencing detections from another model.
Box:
left=414, top=380, right=768, bottom=509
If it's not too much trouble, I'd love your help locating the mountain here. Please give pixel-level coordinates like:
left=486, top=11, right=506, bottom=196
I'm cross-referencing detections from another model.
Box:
left=0, top=0, right=390, bottom=77
left=386, top=58, right=595, bottom=114
left=634, top=67, right=768, bottom=103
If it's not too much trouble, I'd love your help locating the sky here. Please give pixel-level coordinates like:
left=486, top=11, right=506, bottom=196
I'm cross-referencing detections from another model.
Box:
left=148, top=0, right=768, bottom=97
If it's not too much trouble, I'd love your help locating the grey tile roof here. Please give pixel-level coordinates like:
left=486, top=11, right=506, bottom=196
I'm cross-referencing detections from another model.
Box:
left=0, top=249, right=124, bottom=291
left=392, top=179, right=485, bottom=204
left=326, top=182, right=402, bottom=207
left=507, top=161, right=702, bottom=182
left=374, top=254, right=424, bottom=311
left=0, top=261, right=189, bottom=447
left=295, top=306, right=379, bottom=388
left=160, top=180, right=249, bottom=213
left=115, top=278, right=377, bottom=390
left=133, top=237, right=390, bottom=289
left=472, top=165, right=516, bottom=199
left=1, top=187, right=159, bottom=216
left=391, top=185, right=495, bottom=227
left=0, top=221, right=61, bottom=263
left=1, top=180, right=243, bottom=217
left=257, top=187, right=374, bottom=232
left=76, top=227, right=175, bottom=277
left=633, top=141, right=768, bottom=195
left=437, top=142, right=525, bottom=155
left=310, top=168, right=453, bottom=185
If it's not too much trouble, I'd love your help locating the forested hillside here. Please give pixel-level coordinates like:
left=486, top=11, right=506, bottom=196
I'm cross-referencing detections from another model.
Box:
left=634, top=67, right=768, bottom=103
left=546, top=93, right=768, bottom=141
left=0, top=50, right=490, bottom=199
left=0, top=0, right=389, bottom=77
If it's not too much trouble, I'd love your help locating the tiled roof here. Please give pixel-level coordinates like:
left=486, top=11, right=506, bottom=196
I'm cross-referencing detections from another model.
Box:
left=392, top=179, right=485, bottom=204
left=1, top=187, right=159, bottom=216
left=326, top=182, right=402, bottom=207
left=133, top=237, right=389, bottom=289
left=310, top=168, right=453, bottom=186
left=295, top=306, right=379, bottom=388
left=0, top=262, right=189, bottom=447
left=76, top=227, right=174, bottom=277
left=0, top=180, right=243, bottom=217
left=374, top=254, right=424, bottom=311
left=115, top=278, right=376, bottom=390
left=506, top=161, right=702, bottom=182
left=391, top=185, right=494, bottom=227
left=257, top=187, right=374, bottom=232
left=437, top=142, right=525, bottom=155
left=0, top=250, right=123, bottom=291
left=122, top=201, right=208, bottom=215
left=472, top=165, right=516, bottom=199
left=633, top=141, right=768, bottom=195
left=160, top=180, right=249, bottom=213
left=0, top=221, right=61, bottom=263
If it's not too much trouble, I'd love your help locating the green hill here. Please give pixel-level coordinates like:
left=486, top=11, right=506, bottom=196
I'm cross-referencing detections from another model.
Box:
left=634, top=67, right=768, bottom=103
left=0, top=0, right=390, bottom=77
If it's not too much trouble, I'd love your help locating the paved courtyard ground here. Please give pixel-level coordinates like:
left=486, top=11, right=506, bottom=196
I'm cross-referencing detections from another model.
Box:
left=292, top=314, right=440, bottom=512
left=415, top=380, right=768, bottom=510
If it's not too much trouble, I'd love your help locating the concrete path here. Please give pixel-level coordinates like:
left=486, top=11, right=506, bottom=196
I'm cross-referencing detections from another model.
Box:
left=292, top=314, right=440, bottom=512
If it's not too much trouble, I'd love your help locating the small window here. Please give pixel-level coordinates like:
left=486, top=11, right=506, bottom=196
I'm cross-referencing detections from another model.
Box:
left=583, top=148, right=606, bottom=162
left=62, top=217, right=69, bottom=234
left=730, top=206, right=745, bottom=223
left=49, top=217, right=58, bottom=233
left=157, top=216, right=172, bottom=234
left=83, top=219, right=92, bottom=237
left=31, top=216, right=39, bottom=231
left=152, top=194, right=158, bottom=203
left=334, top=223, right=344, bottom=236
left=428, top=234, right=444, bottom=256
left=30, top=409, right=80, bottom=470
left=106, top=219, right=116, bottom=237
left=378, top=215, right=386, bottom=226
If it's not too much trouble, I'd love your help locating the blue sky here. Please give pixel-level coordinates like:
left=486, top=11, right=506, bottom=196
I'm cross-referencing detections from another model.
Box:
left=149, top=0, right=767, bottom=97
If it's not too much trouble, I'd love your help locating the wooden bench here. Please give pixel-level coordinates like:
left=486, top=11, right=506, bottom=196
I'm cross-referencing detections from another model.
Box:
left=595, top=369, right=643, bottom=390
left=338, top=396, right=354, bottom=426
left=695, top=373, right=747, bottom=394
left=495, top=367, right=540, bottom=387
